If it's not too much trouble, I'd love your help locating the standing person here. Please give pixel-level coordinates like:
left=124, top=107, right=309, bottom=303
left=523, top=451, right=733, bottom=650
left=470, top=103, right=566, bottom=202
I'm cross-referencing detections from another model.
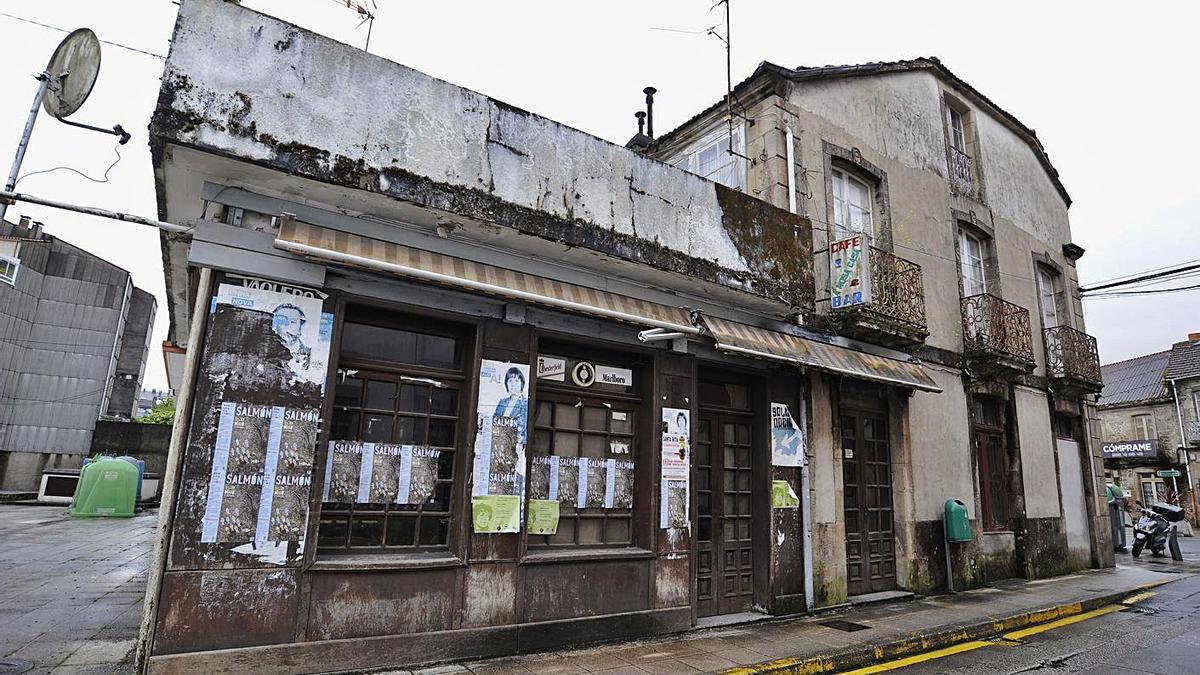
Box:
left=1107, top=479, right=1127, bottom=552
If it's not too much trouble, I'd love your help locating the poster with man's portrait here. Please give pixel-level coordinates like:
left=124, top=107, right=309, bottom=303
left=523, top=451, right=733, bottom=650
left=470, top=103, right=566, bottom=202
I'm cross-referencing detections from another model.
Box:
left=213, top=283, right=333, bottom=390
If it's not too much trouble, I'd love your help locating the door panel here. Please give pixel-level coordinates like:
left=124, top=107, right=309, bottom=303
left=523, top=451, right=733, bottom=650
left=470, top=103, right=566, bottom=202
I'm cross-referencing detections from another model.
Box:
left=843, top=412, right=896, bottom=596
left=696, top=414, right=754, bottom=616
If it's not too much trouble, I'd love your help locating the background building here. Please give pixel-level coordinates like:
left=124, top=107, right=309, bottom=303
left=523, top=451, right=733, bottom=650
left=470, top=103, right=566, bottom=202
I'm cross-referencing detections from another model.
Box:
left=1100, top=335, right=1200, bottom=522
left=0, top=216, right=157, bottom=492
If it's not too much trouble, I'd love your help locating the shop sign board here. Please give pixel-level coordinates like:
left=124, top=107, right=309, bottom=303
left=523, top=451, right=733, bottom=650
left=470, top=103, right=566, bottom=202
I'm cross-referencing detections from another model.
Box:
left=1157, top=469, right=1181, bottom=478
left=536, top=355, right=566, bottom=381
left=1101, top=439, right=1158, bottom=460
left=829, top=235, right=872, bottom=309
left=596, top=365, right=633, bottom=387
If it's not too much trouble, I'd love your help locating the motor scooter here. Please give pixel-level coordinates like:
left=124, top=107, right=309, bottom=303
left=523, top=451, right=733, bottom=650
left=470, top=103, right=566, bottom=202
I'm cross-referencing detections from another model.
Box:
left=1132, top=501, right=1184, bottom=561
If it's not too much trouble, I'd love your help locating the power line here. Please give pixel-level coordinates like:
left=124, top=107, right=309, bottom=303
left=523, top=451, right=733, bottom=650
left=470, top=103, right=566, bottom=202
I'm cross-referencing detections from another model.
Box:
left=1080, top=262, right=1200, bottom=294
left=0, top=11, right=166, bottom=60
left=1085, top=283, right=1200, bottom=299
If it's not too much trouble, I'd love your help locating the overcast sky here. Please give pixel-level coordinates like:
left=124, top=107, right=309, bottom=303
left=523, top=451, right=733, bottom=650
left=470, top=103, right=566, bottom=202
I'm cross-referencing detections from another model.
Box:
left=2, top=1, right=1198, bottom=391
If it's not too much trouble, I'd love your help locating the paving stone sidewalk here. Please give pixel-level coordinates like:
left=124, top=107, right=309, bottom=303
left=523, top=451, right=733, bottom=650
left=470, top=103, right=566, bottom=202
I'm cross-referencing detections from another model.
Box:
left=0, top=504, right=156, bottom=675
left=438, top=564, right=1193, bottom=675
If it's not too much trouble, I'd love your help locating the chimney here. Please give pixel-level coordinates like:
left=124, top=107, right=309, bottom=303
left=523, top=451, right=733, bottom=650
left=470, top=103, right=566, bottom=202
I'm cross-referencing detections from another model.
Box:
left=643, top=86, right=657, bottom=139
left=1189, top=332, right=1200, bottom=343
left=31, top=221, right=44, bottom=239
left=17, top=215, right=30, bottom=231
left=635, top=111, right=646, bottom=136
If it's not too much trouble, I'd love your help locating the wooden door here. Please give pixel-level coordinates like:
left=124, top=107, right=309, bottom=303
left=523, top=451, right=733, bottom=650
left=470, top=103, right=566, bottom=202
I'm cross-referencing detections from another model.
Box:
left=695, top=413, right=754, bottom=616
left=842, top=412, right=896, bottom=596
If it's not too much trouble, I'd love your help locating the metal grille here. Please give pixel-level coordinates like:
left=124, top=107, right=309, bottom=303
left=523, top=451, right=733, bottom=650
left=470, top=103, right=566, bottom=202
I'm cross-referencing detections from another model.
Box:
left=949, top=146, right=974, bottom=195
left=960, top=293, right=1035, bottom=365
left=1043, top=326, right=1102, bottom=386
left=864, top=247, right=927, bottom=330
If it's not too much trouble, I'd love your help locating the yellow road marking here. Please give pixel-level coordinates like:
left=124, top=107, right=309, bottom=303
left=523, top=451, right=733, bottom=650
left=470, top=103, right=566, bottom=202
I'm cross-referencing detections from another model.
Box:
left=1002, top=604, right=1124, bottom=641
left=839, top=641, right=994, bottom=674
left=1121, top=591, right=1156, bottom=605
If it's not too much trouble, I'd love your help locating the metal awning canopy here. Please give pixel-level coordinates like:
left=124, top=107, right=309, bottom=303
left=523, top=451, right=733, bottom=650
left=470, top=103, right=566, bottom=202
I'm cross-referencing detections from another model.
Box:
left=275, top=219, right=700, bottom=334
left=702, top=316, right=941, bottom=392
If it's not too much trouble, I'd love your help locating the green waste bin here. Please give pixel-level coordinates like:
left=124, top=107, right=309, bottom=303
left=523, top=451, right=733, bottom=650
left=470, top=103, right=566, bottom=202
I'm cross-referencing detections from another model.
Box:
left=70, top=456, right=138, bottom=518
left=944, top=499, right=971, bottom=543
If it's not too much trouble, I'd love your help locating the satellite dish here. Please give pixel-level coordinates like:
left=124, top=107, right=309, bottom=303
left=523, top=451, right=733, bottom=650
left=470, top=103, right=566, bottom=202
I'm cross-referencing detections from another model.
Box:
left=42, top=28, right=101, bottom=119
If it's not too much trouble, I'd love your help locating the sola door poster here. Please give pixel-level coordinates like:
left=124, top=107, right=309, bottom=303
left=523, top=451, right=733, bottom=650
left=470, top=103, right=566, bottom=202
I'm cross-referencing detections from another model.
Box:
left=660, top=407, right=690, bottom=529
left=771, top=402, right=807, bottom=467
left=471, top=360, right=530, bottom=533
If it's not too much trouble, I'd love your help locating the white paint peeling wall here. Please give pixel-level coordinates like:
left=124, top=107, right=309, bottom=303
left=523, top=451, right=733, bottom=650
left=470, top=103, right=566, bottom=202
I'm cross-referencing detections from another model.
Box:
left=165, top=0, right=748, bottom=272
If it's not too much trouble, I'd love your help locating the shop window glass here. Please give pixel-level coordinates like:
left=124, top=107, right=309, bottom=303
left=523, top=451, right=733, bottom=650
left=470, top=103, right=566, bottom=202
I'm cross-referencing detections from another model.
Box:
left=318, top=310, right=466, bottom=553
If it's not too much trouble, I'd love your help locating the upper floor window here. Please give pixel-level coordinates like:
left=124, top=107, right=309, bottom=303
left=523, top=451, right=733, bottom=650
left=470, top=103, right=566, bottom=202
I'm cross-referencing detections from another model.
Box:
left=1192, top=390, right=1200, bottom=419
left=959, top=229, right=988, bottom=297
left=676, top=125, right=745, bottom=190
left=944, top=96, right=975, bottom=194
left=831, top=168, right=873, bottom=240
left=948, top=106, right=967, bottom=153
left=1132, top=413, right=1155, bottom=439
left=1035, top=265, right=1061, bottom=329
left=0, top=254, right=18, bottom=286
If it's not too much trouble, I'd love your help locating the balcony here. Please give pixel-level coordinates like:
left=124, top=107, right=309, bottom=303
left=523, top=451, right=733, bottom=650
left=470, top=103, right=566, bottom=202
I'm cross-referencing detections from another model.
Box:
left=949, top=146, right=974, bottom=196
left=1186, top=421, right=1200, bottom=445
left=961, top=293, right=1035, bottom=379
left=830, top=247, right=928, bottom=348
left=1043, top=326, right=1103, bottom=394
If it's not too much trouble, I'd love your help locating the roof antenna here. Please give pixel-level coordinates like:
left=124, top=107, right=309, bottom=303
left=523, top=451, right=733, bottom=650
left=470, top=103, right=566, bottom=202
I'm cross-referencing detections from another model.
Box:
left=643, top=87, right=657, bottom=139
left=713, top=0, right=752, bottom=162
left=331, top=0, right=377, bottom=52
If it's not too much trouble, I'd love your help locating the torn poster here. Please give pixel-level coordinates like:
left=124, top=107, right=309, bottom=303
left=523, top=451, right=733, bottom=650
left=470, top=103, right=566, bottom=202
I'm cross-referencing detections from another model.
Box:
left=213, top=283, right=333, bottom=391
left=771, top=479, right=800, bottom=508
left=471, top=361, right=529, bottom=508
left=771, top=402, right=807, bottom=467
left=660, top=407, right=691, bottom=529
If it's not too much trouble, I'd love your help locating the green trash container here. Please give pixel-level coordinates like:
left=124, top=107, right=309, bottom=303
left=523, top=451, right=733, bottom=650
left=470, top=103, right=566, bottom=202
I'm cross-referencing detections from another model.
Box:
left=944, top=499, right=971, bottom=543
left=70, top=456, right=138, bottom=518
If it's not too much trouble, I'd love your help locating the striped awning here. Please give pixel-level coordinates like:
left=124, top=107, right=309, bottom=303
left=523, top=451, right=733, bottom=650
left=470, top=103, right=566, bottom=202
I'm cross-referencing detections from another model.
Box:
left=702, top=316, right=941, bottom=392
left=274, top=220, right=699, bottom=334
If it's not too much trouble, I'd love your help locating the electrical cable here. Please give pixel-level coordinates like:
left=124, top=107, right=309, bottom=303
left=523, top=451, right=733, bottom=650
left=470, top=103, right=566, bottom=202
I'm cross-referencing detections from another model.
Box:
left=0, top=11, right=165, bottom=60
left=1, top=386, right=108, bottom=407
left=15, top=144, right=123, bottom=187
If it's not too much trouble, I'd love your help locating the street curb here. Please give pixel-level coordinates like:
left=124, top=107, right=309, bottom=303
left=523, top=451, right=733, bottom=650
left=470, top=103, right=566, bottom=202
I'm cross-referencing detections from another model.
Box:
left=721, top=579, right=1177, bottom=675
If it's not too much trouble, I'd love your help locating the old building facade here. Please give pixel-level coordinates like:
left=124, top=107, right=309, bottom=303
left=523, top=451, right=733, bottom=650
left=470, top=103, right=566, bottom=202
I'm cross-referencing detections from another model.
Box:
left=139, top=2, right=1108, bottom=672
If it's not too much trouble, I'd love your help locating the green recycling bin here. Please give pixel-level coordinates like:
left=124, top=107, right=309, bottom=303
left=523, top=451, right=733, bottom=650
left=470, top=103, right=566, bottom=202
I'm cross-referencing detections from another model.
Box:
left=944, top=499, right=971, bottom=543
left=70, top=456, right=138, bottom=518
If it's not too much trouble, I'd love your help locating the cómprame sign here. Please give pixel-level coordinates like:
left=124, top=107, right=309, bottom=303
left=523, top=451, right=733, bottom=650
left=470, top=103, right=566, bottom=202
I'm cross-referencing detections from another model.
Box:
left=1101, top=439, right=1158, bottom=460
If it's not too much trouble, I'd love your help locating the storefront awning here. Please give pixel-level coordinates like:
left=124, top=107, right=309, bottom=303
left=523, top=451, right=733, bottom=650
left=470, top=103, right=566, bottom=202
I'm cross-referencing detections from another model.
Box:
left=274, top=220, right=700, bottom=334
left=702, top=316, right=942, bottom=392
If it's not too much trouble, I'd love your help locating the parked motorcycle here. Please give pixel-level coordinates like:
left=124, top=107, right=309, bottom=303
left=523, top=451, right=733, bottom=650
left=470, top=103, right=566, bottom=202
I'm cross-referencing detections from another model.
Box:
left=1132, top=501, right=1184, bottom=561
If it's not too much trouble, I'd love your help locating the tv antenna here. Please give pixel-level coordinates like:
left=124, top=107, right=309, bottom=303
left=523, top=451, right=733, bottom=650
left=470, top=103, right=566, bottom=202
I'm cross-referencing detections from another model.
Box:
left=713, top=0, right=752, bottom=162
left=331, top=0, right=377, bottom=52
left=2, top=28, right=131, bottom=222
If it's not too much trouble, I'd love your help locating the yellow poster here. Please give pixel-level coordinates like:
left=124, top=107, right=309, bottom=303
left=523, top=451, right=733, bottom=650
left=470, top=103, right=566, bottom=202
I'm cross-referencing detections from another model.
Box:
left=771, top=480, right=800, bottom=509
left=472, top=495, right=520, bottom=533
left=527, top=498, right=560, bottom=535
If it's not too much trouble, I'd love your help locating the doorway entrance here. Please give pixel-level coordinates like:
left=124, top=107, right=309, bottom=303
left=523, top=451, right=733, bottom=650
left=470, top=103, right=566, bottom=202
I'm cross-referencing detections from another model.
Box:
left=841, top=398, right=896, bottom=596
left=695, top=380, right=756, bottom=617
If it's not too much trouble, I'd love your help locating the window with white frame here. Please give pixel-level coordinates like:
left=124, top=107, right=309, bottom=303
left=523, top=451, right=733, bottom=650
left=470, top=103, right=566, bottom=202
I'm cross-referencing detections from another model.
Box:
left=675, top=124, right=745, bottom=190
left=0, top=254, right=19, bottom=286
left=1192, top=389, right=1200, bottom=419
left=1036, top=265, right=1060, bottom=329
left=1132, top=413, right=1155, bottom=439
left=959, top=230, right=987, bottom=297
left=947, top=106, right=967, bottom=153
left=831, top=168, right=873, bottom=240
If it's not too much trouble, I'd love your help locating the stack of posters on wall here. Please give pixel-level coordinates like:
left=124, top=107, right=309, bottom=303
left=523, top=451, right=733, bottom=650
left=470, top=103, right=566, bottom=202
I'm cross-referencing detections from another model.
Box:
left=321, top=441, right=440, bottom=506
left=198, top=282, right=333, bottom=561
left=771, top=402, right=807, bottom=467
left=660, top=407, right=690, bottom=529
left=528, top=455, right=635, bottom=535
left=471, top=360, right=530, bottom=533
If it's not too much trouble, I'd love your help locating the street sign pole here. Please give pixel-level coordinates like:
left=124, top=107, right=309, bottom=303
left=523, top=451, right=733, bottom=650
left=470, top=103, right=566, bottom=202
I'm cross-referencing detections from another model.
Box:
left=1, top=72, right=50, bottom=223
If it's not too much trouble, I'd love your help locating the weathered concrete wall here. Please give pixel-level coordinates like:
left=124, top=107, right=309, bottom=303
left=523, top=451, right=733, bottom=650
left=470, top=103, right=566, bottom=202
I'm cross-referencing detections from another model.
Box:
left=1015, top=386, right=1060, bottom=519
left=155, top=0, right=813, bottom=325
left=909, top=368, right=974, bottom=520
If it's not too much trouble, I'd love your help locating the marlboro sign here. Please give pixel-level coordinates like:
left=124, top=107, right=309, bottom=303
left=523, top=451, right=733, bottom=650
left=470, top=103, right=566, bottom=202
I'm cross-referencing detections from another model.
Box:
left=830, top=235, right=872, bottom=309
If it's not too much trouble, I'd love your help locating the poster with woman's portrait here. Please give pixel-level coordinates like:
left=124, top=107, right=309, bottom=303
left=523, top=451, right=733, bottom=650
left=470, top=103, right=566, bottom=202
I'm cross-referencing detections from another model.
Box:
left=470, top=360, right=530, bottom=532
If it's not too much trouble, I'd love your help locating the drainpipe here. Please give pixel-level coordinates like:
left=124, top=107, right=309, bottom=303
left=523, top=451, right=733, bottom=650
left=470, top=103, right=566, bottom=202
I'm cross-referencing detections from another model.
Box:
left=1170, top=379, right=1197, bottom=523
left=800, top=373, right=814, bottom=612
left=785, top=125, right=798, bottom=215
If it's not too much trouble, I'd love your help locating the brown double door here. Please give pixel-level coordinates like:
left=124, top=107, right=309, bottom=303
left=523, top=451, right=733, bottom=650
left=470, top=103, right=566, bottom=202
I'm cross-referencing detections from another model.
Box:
left=841, top=411, right=897, bottom=596
left=695, top=413, right=754, bottom=617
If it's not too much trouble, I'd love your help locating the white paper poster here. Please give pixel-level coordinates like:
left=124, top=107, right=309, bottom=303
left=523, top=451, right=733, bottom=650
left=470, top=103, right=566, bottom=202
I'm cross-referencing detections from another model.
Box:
left=771, top=402, right=807, bottom=467
left=471, top=360, right=531, bottom=533
left=213, top=283, right=333, bottom=390
left=660, top=407, right=690, bottom=529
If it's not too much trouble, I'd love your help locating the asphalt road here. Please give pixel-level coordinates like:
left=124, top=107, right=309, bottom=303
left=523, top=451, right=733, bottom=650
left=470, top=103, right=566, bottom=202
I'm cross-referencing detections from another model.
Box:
left=890, top=570, right=1200, bottom=674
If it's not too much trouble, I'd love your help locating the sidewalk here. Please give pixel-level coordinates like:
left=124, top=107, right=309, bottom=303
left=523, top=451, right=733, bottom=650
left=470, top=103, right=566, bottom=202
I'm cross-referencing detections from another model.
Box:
left=0, top=504, right=156, bottom=675
left=441, top=564, right=1192, bottom=675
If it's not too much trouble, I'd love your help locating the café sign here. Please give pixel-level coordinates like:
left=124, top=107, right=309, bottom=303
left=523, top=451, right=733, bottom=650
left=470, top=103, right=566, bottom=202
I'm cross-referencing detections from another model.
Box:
left=829, top=235, right=872, bottom=309
left=1101, top=439, right=1158, bottom=460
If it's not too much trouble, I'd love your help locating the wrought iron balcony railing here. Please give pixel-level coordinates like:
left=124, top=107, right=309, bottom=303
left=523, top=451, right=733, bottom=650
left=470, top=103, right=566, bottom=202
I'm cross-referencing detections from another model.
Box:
left=949, top=146, right=974, bottom=195
left=863, top=246, right=926, bottom=331
left=1186, top=421, right=1200, bottom=444
left=961, top=293, right=1035, bottom=366
left=1043, top=326, right=1102, bottom=390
